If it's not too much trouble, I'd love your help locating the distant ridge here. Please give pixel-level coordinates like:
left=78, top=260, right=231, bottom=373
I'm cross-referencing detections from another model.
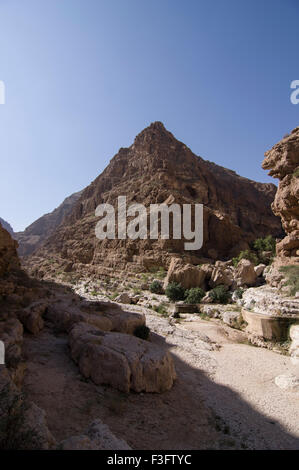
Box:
left=15, top=190, right=83, bottom=256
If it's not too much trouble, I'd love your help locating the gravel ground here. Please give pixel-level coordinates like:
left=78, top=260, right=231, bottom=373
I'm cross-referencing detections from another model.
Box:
left=139, top=307, right=299, bottom=449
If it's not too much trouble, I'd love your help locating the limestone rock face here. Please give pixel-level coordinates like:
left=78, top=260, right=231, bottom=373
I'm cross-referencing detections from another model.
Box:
left=45, top=300, right=145, bottom=335
left=0, top=217, right=14, bottom=237
left=27, top=122, right=282, bottom=278
left=163, top=257, right=206, bottom=289
left=0, top=223, right=20, bottom=277
left=69, top=322, right=176, bottom=393
left=15, top=190, right=82, bottom=256
left=262, top=127, right=299, bottom=258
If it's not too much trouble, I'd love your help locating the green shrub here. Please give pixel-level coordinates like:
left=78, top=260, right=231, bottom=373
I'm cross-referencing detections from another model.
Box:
left=149, top=280, right=163, bottom=294
left=279, top=265, right=299, bottom=296
left=232, top=236, right=276, bottom=268
left=209, top=285, right=231, bottom=304
left=184, top=287, right=205, bottom=304
left=148, top=266, right=166, bottom=279
left=153, top=303, right=168, bottom=316
left=234, top=288, right=244, bottom=299
left=165, top=282, right=186, bottom=301
left=133, top=324, right=150, bottom=340
left=253, top=235, right=276, bottom=254
left=232, top=250, right=258, bottom=267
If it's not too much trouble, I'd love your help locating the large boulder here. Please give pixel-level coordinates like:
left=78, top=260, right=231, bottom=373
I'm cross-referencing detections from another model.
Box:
left=209, top=265, right=234, bottom=288
left=69, top=322, right=176, bottom=393
left=115, top=293, right=132, bottom=304
left=235, top=259, right=257, bottom=287
left=163, top=258, right=205, bottom=290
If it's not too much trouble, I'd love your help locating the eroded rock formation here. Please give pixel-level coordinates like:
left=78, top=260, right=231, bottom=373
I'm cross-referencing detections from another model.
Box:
left=0, top=217, right=15, bottom=237
left=262, top=127, right=299, bottom=258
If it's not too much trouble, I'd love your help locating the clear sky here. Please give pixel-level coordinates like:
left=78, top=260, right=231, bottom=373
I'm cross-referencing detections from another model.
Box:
left=0, top=0, right=298, bottom=231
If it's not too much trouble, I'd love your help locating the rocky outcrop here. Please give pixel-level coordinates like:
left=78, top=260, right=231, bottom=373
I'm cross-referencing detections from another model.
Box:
left=0, top=223, right=20, bottom=278
left=235, top=259, right=257, bottom=287
left=15, top=190, right=82, bottom=256
left=0, top=367, right=56, bottom=449
left=163, top=257, right=206, bottom=289
left=27, top=122, right=282, bottom=279
left=69, top=322, right=176, bottom=393
left=262, top=127, right=299, bottom=258
left=0, top=218, right=15, bottom=237
left=209, top=262, right=234, bottom=288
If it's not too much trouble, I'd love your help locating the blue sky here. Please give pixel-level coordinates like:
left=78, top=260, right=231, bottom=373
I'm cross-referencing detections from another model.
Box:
left=0, top=0, right=298, bottom=231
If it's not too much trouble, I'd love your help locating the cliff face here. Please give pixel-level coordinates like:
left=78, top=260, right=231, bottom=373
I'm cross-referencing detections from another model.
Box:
left=0, top=223, right=20, bottom=279
left=28, top=122, right=282, bottom=276
left=15, top=190, right=82, bottom=256
left=0, top=217, right=15, bottom=237
left=262, top=127, right=299, bottom=258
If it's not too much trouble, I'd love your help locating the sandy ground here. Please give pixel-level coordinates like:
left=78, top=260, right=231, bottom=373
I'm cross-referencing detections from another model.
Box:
left=183, top=320, right=299, bottom=449
left=22, top=300, right=299, bottom=450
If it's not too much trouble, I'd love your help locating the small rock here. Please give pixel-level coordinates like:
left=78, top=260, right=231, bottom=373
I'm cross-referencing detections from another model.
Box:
left=275, top=374, right=299, bottom=391
left=115, top=293, right=131, bottom=304
left=254, top=264, right=266, bottom=277
left=222, top=311, right=242, bottom=328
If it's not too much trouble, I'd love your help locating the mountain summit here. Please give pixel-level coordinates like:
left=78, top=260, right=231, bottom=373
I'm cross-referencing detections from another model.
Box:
left=27, top=122, right=282, bottom=278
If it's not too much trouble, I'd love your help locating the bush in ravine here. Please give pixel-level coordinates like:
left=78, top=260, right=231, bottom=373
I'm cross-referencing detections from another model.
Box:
left=232, top=250, right=258, bottom=267
left=149, top=280, right=163, bottom=294
left=252, top=235, right=276, bottom=255
left=165, top=282, right=186, bottom=302
left=234, top=287, right=244, bottom=299
left=184, top=287, right=205, bottom=304
left=209, top=285, right=231, bottom=304
left=133, top=325, right=150, bottom=340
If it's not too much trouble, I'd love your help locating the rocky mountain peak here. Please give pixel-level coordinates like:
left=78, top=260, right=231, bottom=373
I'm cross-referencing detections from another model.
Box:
left=25, top=123, right=283, bottom=276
